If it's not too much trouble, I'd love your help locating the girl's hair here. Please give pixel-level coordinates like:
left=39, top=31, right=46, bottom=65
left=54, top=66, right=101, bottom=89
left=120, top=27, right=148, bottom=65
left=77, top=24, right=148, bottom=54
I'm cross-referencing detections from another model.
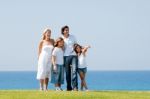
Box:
left=61, top=25, right=69, bottom=35
left=74, top=43, right=82, bottom=54
left=42, top=28, right=51, bottom=40
left=54, top=37, right=64, bottom=47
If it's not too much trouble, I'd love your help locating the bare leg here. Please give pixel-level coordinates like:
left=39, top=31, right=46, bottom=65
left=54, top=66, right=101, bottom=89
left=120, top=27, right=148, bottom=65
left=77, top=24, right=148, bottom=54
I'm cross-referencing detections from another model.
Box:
left=82, top=73, right=88, bottom=90
left=55, top=84, right=59, bottom=91
left=54, top=84, right=57, bottom=87
left=40, top=79, right=44, bottom=91
left=44, top=78, right=49, bottom=91
left=79, top=72, right=84, bottom=90
left=58, top=83, right=61, bottom=87
left=58, top=83, right=63, bottom=90
left=79, top=72, right=88, bottom=90
left=55, top=83, right=63, bottom=91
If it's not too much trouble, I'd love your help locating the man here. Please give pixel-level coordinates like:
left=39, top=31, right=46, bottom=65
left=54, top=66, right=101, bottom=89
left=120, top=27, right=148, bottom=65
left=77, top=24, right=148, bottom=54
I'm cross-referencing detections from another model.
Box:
left=61, top=25, right=78, bottom=91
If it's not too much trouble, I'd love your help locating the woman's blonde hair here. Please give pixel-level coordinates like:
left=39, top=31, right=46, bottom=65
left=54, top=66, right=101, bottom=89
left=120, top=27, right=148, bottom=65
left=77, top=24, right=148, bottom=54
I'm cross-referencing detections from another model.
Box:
left=42, top=28, right=51, bottom=40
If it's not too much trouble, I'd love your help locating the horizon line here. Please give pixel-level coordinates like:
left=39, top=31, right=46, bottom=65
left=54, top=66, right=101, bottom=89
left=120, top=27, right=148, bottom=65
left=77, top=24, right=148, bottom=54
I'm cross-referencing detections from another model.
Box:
left=0, top=70, right=150, bottom=72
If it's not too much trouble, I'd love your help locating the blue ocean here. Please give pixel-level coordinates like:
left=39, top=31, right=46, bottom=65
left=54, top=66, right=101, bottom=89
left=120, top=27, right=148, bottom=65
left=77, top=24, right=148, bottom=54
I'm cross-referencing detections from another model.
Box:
left=0, top=71, right=150, bottom=90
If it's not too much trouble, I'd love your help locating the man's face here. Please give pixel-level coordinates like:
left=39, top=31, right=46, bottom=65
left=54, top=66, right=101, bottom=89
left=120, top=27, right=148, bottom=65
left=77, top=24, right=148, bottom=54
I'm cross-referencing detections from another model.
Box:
left=63, top=28, right=69, bottom=35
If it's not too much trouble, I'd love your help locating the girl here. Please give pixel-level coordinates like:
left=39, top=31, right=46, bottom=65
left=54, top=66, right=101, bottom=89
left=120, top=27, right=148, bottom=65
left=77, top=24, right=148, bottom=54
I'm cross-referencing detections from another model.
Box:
left=74, top=44, right=90, bottom=91
left=51, top=37, right=64, bottom=91
left=37, top=28, right=54, bottom=91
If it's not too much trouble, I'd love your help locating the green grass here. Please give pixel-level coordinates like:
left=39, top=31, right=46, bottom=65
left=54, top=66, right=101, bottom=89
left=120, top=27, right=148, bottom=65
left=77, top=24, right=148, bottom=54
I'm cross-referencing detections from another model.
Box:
left=0, top=90, right=150, bottom=99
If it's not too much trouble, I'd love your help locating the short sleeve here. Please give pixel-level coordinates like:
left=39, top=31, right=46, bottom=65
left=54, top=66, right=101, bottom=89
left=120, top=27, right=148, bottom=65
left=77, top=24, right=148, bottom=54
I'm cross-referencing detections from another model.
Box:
left=52, top=48, right=57, bottom=56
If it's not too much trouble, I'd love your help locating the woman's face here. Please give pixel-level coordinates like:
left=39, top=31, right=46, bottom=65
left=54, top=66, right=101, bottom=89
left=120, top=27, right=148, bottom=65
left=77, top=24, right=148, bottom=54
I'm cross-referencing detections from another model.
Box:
left=45, top=30, right=51, bottom=39
left=76, top=46, right=81, bottom=53
left=63, top=28, right=69, bottom=36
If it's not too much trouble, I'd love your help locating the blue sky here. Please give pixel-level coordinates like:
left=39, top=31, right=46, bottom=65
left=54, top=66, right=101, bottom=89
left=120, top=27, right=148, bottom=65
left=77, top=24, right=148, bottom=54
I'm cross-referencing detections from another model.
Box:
left=0, top=0, right=150, bottom=71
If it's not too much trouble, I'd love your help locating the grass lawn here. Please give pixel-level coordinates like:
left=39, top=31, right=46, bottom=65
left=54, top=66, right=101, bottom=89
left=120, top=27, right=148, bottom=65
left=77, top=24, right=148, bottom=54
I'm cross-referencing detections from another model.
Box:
left=0, top=90, right=150, bottom=99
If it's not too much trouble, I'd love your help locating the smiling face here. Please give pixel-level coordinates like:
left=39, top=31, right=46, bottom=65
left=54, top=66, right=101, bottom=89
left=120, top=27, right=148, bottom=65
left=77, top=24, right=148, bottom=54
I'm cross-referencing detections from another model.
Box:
left=45, top=30, right=51, bottom=40
left=76, top=46, right=82, bottom=53
left=43, top=29, right=51, bottom=40
left=58, top=40, right=64, bottom=47
left=63, top=28, right=69, bottom=37
left=55, top=37, right=64, bottom=48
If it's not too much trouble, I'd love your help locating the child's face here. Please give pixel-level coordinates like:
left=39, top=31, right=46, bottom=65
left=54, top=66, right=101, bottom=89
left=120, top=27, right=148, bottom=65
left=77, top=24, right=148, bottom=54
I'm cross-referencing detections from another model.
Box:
left=76, top=46, right=81, bottom=53
left=58, top=40, right=64, bottom=47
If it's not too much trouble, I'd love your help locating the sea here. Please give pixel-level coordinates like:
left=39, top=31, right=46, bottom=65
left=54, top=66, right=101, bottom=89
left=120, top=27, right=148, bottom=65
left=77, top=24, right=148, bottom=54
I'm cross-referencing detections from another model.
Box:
left=0, top=71, right=150, bottom=90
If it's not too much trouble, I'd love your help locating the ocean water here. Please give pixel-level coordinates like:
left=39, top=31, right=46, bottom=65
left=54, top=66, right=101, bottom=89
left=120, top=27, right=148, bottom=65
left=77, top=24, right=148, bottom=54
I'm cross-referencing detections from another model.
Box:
left=0, top=71, right=150, bottom=90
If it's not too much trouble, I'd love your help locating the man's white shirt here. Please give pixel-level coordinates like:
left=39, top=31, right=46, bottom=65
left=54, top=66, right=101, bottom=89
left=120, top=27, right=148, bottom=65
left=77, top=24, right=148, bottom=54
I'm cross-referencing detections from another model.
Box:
left=62, top=34, right=77, bottom=56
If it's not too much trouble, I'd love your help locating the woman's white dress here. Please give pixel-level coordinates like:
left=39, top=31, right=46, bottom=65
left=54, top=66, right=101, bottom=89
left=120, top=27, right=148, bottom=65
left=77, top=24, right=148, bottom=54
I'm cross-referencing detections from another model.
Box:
left=37, top=45, right=54, bottom=79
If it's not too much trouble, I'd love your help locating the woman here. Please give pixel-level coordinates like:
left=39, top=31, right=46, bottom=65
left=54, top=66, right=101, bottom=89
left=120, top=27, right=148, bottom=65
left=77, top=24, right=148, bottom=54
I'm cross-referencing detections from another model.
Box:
left=74, top=44, right=90, bottom=91
left=51, top=37, right=64, bottom=91
left=37, top=28, right=54, bottom=91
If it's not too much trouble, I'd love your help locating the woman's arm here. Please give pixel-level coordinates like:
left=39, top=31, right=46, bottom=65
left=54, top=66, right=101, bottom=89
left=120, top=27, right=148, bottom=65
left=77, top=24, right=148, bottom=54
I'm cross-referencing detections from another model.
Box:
left=38, top=41, right=43, bottom=59
left=51, top=39, right=55, bottom=46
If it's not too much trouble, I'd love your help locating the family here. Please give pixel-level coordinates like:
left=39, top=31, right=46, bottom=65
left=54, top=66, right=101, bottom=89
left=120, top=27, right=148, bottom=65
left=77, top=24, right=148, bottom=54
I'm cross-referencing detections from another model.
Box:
left=37, top=25, right=90, bottom=91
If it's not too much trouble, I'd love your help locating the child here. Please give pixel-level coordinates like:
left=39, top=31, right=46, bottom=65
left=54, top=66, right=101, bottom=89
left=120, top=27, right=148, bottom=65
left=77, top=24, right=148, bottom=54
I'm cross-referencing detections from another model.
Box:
left=51, top=37, right=64, bottom=91
left=74, top=44, right=90, bottom=91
